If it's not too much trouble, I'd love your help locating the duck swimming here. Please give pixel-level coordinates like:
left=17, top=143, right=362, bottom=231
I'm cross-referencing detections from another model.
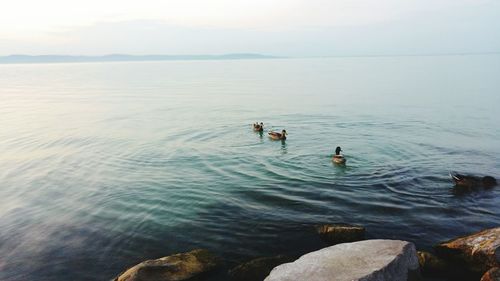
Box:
left=450, top=172, right=497, bottom=189
left=332, top=146, right=346, bottom=164
left=253, top=122, right=264, bottom=132
left=268, top=129, right=287, bottom=140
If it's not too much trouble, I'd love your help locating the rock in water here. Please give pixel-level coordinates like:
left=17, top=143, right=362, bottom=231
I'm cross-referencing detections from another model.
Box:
left=228, top=255, right=293, bottom=281
left=316, top=223, right=365, bottom=245
left=114, top=249, right=219, bottom=281
left=417, top=251, right=451, bottom=277
left=481, top=267, right=500, bottom=281
left=264, top=239, right=421, bottom=281
left=434, top=227, right=500, bottom=273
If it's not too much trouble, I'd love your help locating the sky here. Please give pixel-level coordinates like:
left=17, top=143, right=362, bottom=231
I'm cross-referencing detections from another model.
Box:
left=1, top=0, right=499, bottom=56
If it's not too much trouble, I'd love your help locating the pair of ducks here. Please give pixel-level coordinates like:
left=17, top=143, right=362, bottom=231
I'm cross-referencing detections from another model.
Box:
left=253, top=122, right=288, bottom=140
left=253, top=122, right=346, bottom=164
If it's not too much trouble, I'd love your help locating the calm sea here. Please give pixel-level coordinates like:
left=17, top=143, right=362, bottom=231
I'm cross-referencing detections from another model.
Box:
left=1, top=55, right=499, bottom=281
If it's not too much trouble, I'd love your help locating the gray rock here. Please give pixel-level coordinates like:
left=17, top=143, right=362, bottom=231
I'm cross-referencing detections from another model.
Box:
left=316, top=223, right=366, bottom=245
left=114, top=249, right=219, bottom=281
left=265, top=239, right=421, bottom=281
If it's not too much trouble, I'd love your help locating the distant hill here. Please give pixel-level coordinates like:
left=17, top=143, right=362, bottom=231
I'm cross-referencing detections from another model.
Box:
left=0, top=54, right=281, bottom=64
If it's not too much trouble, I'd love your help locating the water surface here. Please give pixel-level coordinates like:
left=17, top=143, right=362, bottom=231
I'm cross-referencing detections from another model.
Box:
left=0, top=55, right=499, bottom=280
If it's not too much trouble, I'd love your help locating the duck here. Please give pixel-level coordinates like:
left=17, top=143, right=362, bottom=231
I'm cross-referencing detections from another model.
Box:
left=332, top=146, right=346, bottom=164
left=253, top=122, right=264, bottom=132
left=450, top=172, right=497, bottom=189
left=268, top=129, right=287, bottom=140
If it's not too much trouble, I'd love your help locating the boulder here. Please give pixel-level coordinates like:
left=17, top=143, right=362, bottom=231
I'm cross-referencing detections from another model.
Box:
left=228, top=255, right=293, bottom=281
left=315, top=223, right=366, bottom=245
left=265, top=239, right=421, bottom=281
left=434, top=227, right=500, bottom=273
left=481, top=267, right=500, bottom=281
left=114, top=249, right=219, bottom=281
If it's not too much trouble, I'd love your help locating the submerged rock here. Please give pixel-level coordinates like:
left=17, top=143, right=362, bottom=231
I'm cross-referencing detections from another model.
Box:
left=481, top=267, right=500, bottom=281
left=434, top=227, right=500, bottom=273
left=417, top=251, right=451, bottom=276
left=114, top=249, right=219, bottom=281
left=265, top=239, right=421, bottom=281
left=228, top=255, right=293, bottom=281
left=315, top=223, right=365, bottom=245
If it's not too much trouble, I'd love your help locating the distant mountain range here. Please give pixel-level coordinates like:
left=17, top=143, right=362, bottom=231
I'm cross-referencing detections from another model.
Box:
left=0, top=54, right=281, bottom=64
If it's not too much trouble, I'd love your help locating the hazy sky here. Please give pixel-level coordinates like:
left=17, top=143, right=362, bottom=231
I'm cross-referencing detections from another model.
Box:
left=1, top=0, right=499, bottom=56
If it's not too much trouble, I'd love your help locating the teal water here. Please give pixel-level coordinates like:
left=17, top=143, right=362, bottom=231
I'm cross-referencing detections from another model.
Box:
left=0, top=55, right=499, bottom=281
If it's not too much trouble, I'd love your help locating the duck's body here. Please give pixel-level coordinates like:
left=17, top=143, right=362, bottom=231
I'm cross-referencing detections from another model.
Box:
left=253, top=122, right=264, bottom=132
left=450, top=172, right=497, bottom=189
left=332, top=155, right=346, bottom=164
left=268, top=130, right=287, bottom=140
left=332, top=146, right=346, bottom=164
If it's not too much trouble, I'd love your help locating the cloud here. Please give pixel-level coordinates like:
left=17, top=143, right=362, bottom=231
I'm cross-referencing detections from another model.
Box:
left=0, top=1, right=499, bottom=56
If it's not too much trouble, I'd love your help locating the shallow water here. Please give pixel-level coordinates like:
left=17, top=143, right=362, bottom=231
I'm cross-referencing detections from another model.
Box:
left=0, top=55, right=499, bottom=281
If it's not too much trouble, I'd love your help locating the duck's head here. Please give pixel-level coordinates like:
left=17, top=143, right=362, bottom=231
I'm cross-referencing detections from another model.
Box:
left=282, top=129, right=287, bottom=135
left=335, top=146, right=342, bottom=155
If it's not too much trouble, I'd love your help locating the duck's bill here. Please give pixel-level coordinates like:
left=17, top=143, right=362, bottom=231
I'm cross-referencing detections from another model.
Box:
left=449, top=171, right=463, bottom=183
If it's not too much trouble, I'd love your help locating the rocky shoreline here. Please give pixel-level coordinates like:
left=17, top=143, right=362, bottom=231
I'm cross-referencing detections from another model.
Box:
left=113, top=226, right=499, bottom=281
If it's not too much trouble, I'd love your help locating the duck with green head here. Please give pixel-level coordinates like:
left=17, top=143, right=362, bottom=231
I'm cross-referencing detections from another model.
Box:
left=332, top=146, right=346, bottom=164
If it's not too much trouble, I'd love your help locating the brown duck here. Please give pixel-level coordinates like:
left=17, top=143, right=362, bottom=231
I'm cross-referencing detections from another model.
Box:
left=450, top=172, right=497, bottom=189
left=268, top=129, right=287, bottom=140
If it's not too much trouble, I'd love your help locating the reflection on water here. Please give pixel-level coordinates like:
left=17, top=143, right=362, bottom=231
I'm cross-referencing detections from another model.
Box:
left=0, top=55, right=499, bottom=281
left=280, top=140, right=287, bottom=154
left=257, top=130, right=264, bottom=141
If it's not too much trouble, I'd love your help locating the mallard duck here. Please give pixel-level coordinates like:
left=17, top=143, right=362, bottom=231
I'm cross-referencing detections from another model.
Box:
left=253, top=122, right=264, bottom=132
left=450, top=172, right=497, bottom=189
left=332, top=146, right=346, bottom=164
left=268, top=129, right=287, bottom=140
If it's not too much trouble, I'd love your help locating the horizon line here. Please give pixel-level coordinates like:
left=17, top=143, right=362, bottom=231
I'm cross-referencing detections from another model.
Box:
left=0, top=51, right=499, bottom=64
left=0, top=53, right=284, bottom=64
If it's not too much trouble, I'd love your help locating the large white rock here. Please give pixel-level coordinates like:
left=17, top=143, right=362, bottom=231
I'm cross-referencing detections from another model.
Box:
left=265, top=239, right=421, bottom=281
